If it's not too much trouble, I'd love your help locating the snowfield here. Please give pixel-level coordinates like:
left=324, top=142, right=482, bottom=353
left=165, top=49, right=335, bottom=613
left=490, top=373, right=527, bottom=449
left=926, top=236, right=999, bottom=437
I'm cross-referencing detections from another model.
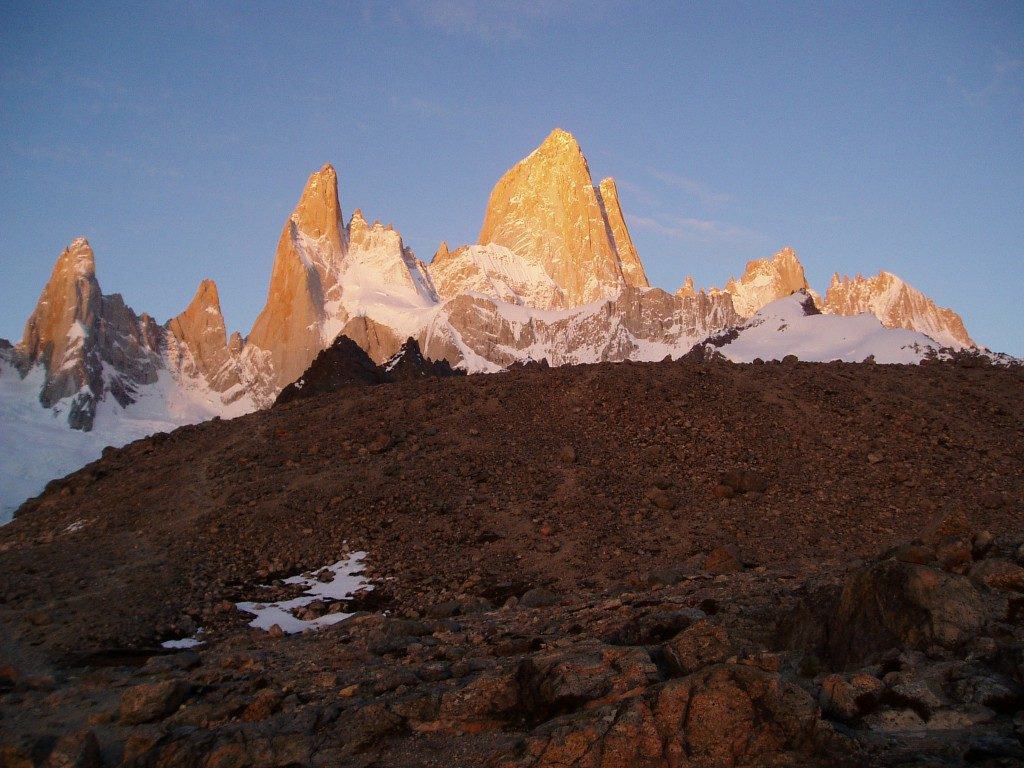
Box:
left=0, top=358, right=253, bottom=524
left=708, top=292, right=941, bottom=364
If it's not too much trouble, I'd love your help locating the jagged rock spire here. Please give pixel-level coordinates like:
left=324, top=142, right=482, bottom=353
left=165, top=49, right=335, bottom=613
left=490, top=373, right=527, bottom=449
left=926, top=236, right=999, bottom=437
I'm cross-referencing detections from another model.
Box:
left=167, top=279, right=241, bottom=394
left=19, top=238, right=104, bottom=410
left=721, top=247, right=810, bottom=317
left=597, top=177, right=649, bottom=288
left=246, top=165, right=348, bottom=392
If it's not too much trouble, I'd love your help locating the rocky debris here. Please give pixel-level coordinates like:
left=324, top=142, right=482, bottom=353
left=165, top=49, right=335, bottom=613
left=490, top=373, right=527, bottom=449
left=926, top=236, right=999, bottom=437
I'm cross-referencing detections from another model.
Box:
left=704, top=546, right=744, bottom=574
left=719, top=468, right=769, bottom=495
left=1, top=359, right=1023, bottom=766
left=274, top=334, right=384, bottom=405
left=42, top=730, right=101, bottom=768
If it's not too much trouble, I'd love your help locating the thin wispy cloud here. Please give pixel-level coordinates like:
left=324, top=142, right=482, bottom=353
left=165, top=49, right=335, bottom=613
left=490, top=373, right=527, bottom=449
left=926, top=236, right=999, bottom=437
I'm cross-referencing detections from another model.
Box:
left=615, top=179, right=660, bottom=207
left=647, top=169, right=731, bottom=205
left=632, top=214, right=763, bottom=244
left=947, top=50, right=1023, bottom=106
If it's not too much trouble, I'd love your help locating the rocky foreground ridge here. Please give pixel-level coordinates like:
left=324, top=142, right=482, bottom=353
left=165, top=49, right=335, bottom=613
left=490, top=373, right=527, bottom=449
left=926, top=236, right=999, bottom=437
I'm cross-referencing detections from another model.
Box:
left=0, top=357, right=1022, bottom=765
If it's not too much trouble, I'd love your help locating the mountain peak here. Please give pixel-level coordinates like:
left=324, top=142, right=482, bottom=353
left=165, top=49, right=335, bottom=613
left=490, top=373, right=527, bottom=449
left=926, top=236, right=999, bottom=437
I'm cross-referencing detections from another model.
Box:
left=167, top=278, right=240, bottom=395
left=182, top=278, right=223, bottom=316
left=59, top=237, right=97, bottom=279
left=20, top=239, right=103, bottom=359
left=293, top=163, right=343, bottom=249
left=537, top=127, right=582, bottom=155
left=476, top=130, right=641, bottom=308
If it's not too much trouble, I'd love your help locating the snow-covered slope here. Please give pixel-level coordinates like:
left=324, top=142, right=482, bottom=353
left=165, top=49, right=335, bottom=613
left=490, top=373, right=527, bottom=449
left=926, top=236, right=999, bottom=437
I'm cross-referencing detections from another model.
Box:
left=0, top=358, right=252, bottom=524
left=429, top=242, right=567, bottom=308
left=692, top=291, right=944, bottom=364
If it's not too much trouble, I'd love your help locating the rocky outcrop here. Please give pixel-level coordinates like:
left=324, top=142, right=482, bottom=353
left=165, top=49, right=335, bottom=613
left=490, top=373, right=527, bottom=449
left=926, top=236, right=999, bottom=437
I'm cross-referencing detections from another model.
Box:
left=383, top=338, right=461, bottom=381
left=828, top=557, right=984, bottom=667
left=335, top=315, right=406, bottom=365
left=475, top=129, right=639, bottom=309
left=719, top=247, right=810, bottom=317
left=274, top=334, right=383, bottom=406
left=420, top=285, right=741, bottom=371
left=824, top=271, right=974, bottom=349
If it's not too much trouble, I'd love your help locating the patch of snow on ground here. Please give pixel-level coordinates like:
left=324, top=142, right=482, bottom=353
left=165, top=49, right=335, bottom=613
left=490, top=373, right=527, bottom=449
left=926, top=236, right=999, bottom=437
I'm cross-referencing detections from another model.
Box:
left=161, top=630, right=204, bottom=649
left=236, top=552, right=371, bottom=635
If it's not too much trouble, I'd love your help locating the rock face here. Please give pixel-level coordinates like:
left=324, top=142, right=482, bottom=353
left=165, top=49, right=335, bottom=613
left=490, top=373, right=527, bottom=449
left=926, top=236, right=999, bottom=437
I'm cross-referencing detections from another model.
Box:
left=824, top=271, right=974, bottom=349
left=242, top=168, right=437, bottom=405
left=166, top=279, right=243, bottom=401
left=474, top=129, right=644, bottom=309
left=718, top=247, right=810, bottom=317
left=597, top=177, right=648, bottom=289
left=244, top=164, right=347, bottom=396
left=828, top=557, right=984, bottom=667
left=429, top=243, right=567, bottom=308
left=421, top=286, right=742, bottom=371
left=14, top=238, right=164, bottom=429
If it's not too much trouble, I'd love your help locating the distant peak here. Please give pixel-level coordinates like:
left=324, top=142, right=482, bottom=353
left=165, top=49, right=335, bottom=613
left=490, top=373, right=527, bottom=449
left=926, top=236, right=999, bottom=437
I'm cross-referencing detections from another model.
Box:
left=433, top=241, right=451, bottom=263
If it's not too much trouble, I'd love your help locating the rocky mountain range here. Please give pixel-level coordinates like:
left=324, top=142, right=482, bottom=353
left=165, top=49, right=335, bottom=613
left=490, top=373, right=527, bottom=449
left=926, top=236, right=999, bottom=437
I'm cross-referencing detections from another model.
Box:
left=0, top=128, right=993, bottom=514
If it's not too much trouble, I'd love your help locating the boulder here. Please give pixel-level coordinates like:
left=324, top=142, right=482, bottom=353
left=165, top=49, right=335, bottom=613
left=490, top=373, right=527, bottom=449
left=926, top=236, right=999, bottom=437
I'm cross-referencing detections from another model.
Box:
left=663, top=619, right=733, bottom=676
left=119, top=679, right=190, bottom=724
left=828, top=558, right=984, bottom=666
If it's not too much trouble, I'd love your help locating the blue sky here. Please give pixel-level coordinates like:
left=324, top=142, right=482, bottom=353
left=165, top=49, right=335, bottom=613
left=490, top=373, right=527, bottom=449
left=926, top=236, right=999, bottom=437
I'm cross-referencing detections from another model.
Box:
left=1, top=1, right=1022, bottom=354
